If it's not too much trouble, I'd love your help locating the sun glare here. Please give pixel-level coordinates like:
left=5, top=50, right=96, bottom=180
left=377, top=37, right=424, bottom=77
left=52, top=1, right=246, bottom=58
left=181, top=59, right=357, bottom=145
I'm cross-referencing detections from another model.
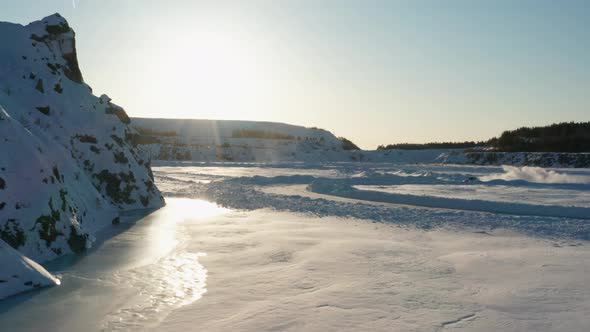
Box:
left=166, top=198, right=229, bottom=220
left=148, top=24, right=274, bottom=120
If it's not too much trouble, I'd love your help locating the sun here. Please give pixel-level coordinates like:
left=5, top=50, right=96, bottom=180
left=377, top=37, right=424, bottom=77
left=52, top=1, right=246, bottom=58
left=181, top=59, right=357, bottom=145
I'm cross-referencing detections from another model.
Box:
left=147, top=24, right=274, bottom=120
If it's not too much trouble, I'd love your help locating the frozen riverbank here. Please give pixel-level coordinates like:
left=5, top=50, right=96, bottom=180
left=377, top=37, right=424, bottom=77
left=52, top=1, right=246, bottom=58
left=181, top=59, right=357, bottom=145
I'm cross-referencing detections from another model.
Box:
left=0, top=199, right=219, bottom=331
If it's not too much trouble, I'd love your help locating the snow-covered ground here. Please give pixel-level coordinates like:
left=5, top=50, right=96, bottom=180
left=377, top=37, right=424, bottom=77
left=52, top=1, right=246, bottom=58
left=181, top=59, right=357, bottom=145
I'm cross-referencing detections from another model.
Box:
left=1, top=163, right=588, bottom=331
left=153, top=162, right=590, bottom=239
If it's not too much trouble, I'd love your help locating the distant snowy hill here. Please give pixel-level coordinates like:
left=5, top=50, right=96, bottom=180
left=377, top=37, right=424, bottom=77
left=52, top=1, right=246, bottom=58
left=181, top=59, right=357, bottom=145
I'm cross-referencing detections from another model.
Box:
left=132, top=117, right=361, bottom=162
left=0, top=14, right=164, bottom=297
left=132, top=118, right=590, bottom=167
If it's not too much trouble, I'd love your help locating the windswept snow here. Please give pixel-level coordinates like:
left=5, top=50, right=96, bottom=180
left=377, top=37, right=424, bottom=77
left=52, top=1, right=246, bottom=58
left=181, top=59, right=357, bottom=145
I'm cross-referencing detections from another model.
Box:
left=480, top=165, right=590, bottom=184
left=156, top=207, right=590, bottom=332
left=0, top=199, right=588, bottom=332
left=150, top=163, right=590, bottom=239
left=353, top=184, right=590, bottom=208
left=1, top=163, right=588, bottom=331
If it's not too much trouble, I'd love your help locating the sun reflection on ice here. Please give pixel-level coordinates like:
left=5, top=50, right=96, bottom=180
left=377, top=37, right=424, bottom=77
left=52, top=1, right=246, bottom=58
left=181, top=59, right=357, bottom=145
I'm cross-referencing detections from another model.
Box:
left=147, top=199, right=228, bottom=257
left=103, top=199, right=227, bottom=330
left=161, top=252, right=208, bottom=305
left=169, top=198, right=230, bottom=219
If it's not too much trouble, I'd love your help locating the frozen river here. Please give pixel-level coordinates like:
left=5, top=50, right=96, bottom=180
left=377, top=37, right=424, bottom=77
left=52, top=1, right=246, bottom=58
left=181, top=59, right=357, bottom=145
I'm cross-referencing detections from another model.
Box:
left=0, top=164, right=589, bottom=331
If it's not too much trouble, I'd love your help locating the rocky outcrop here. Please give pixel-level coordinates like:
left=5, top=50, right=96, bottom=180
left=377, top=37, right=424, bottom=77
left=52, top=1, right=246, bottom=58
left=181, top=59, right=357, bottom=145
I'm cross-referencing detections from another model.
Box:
left=0, top=239, right=60, bottom=299
left=0, top=13, right=165, bottom=272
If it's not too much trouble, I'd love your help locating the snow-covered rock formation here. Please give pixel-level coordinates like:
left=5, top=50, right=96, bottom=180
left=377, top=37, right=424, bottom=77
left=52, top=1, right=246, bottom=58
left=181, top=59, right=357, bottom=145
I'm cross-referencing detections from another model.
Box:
left=0, top=239, right=60, bottom=299
left=132, top=118, right=359, bottom=162
left=0, top=14, right=164, bottom=297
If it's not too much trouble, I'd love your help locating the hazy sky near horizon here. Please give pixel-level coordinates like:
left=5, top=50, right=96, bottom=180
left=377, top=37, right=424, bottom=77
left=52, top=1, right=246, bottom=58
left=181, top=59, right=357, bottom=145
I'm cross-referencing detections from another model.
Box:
left=2, top=0, right=589, bottom=149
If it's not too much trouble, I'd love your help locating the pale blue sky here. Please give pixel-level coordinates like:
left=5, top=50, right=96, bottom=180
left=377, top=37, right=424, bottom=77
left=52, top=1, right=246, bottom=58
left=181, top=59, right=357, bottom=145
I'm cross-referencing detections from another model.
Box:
left=2, top=0, right=589, bottom=148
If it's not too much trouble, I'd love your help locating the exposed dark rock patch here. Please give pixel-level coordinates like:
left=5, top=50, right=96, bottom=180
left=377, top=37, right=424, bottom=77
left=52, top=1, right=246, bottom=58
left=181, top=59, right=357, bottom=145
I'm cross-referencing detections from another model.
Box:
left=32, top=199, right=63, bottom=248
left=1, top=219, right=26, bottom=249
left=67, top=226, right=87, bottom=253
left=105, top=104, right=130, bottom=124
left=75, top=134, right=97, bottom=144
left=35, top=79, right=44, bottom=93
left=36, top=106, right=50, bottom=115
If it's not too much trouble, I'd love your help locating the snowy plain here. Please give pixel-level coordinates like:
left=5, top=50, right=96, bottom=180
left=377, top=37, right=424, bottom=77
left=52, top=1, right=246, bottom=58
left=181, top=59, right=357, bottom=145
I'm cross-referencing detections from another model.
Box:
left=0, top=163, right=589, bottom=331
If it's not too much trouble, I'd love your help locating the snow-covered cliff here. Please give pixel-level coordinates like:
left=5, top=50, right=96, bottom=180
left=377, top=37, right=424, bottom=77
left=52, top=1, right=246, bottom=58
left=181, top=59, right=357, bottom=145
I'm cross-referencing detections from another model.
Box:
left=132, top=118, right=358, bottom=162
left=0, top=14, right=164, bottom=297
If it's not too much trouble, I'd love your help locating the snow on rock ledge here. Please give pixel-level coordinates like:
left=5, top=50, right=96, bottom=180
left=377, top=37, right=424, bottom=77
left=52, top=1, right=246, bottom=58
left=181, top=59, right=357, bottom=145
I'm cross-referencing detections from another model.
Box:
left=0, top=239, right=59, bottom=299
left=0, top=13, right=164, bottom=272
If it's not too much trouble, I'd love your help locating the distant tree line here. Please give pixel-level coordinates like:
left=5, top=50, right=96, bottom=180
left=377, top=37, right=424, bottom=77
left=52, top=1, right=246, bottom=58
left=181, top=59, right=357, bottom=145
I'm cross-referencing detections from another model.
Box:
left=377, top=141, right=486, bottom=150
left=136, top=127, right=177, bottom=137
left=131, top=127, right=178, bottom=145
left=231, top=129, right=295, bottom=140
left=339, top=137, right=360, bottom=150
left=377, top=121, right=590, bottom=152
left=495, top=121, right=590, bottom=152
